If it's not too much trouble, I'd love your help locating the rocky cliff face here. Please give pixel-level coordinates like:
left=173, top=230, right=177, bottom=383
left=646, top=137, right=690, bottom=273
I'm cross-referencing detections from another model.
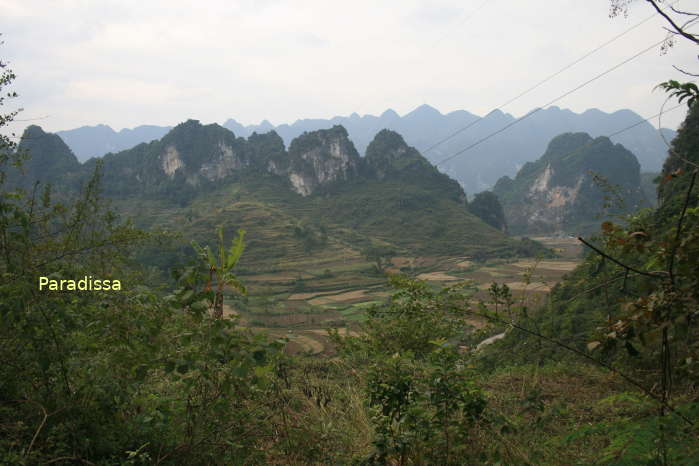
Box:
left=90, top=121, right=363, bottom=197
left=286, top=126, right=360, bottom=196
left=155, top=119, right=247, bottom=183
left=493, top=132, right=647, bottom=234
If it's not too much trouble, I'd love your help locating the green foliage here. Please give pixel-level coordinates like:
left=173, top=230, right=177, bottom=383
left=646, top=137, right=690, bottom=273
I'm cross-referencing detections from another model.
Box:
left=0, top=169, right=283, bottom=463
left=191, top=225, right=247, bottom=318
left=366, top=347, right=486, bottom=465
left=333, top=276, right=488, bottom=464
left=361, top=244, right=397, bottom=274
left=468, top=190, right=508, bottom=232
left=657, top=103, right=699, bottom=219
left=656, top=80, right=699, bottom=108
left=567, top=401, right=699, bottom=465
left=487, top=282, right=514, bottom=317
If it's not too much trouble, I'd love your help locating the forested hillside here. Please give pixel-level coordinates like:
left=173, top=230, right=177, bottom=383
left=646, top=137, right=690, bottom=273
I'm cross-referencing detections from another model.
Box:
left=493, top=132, right=648, bottom=234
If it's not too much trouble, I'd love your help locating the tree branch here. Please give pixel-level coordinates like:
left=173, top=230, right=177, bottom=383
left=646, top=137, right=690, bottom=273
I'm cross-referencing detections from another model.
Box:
left=467, top=309, right=694, bottom=426
left=668, top=170, right=698, bottom=285
left=670, top=5, right=699, bottom=18
left=672, top=65, right=699, bottom=77
left=646, top=0, right=699, bottom=44
left=577, top=237, right=666, bottom=279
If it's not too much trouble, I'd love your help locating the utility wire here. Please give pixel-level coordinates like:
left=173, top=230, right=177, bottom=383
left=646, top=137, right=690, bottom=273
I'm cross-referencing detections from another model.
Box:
left=428, top=0, right=493, bottom=50
left=421, top=0, right=680, bottom=155
left=436, top=34, right=676, bottom=167
left=484, top=103, right=684, bottom=178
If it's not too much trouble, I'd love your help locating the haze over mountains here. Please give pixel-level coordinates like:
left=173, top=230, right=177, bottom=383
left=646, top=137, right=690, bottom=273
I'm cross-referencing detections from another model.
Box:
left=56, top=105, right=674, bottom=194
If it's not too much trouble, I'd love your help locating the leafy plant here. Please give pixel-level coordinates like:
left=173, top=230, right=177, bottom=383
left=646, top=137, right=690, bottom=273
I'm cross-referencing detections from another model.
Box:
left=191, top=225, right=247, bottom=318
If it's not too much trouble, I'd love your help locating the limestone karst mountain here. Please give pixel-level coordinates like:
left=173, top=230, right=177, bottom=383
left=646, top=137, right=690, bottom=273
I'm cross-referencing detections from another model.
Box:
left=492, top=132, right=647, bottom=234
left=15, top=122, right=535, bottom=262
left=56, top=105, right=675, bottom=194
left=5, top=125, right=81, bottom=191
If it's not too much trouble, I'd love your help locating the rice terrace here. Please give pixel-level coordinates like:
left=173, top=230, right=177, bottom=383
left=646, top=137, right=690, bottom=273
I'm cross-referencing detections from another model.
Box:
left=231, top=236, right=582, bottom=356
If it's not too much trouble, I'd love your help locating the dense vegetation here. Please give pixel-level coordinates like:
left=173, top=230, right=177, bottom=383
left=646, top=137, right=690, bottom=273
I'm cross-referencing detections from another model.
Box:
left=3, top=6, right=699, bottom=461
left=467, top=191, right=507, bottom=233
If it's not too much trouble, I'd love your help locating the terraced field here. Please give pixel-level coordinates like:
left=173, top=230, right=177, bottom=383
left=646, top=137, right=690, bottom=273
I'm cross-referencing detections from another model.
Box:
left=228, top=236, right=583, bottom=355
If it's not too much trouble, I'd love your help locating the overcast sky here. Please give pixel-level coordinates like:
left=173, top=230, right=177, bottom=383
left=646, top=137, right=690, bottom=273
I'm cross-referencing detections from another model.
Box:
left=1, top=0, right=697, bottom=134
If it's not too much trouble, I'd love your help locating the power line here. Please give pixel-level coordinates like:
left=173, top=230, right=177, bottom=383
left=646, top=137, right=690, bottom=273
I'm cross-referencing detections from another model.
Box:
left=486, top=104, right=685, bottom=181
left=421, top=0, right=680, bottom=155
left=435, top=34, right=674, bottom=167
left=428, top=0, right=493, bottom=50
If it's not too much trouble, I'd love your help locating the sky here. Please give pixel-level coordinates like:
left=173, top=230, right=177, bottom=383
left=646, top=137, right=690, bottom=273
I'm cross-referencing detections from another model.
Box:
left=1, top=0, right=697, bottom=134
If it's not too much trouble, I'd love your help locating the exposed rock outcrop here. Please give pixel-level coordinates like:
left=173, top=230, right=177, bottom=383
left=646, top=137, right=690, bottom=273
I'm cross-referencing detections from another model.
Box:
left=493, top=132, right=647, bottom=234
left=286, top=126, right=360, bottom=196
left=23, top=122, right=469, bottom=203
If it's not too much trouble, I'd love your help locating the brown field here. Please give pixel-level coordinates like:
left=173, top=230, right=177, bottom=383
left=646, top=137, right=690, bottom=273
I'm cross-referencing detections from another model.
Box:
left=511, top=259, right=578, bottom=271
left=416, top=271, right=461, bottom=281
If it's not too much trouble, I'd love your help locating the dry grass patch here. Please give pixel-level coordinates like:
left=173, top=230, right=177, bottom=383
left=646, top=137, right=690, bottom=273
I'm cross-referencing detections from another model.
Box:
left=416, top=271, right=461, bottom=281
left=477, top=281, right=551, bottom=292
left=512, top=260, right=578, bottom=272
left=307, top=327, right=361, bottom=338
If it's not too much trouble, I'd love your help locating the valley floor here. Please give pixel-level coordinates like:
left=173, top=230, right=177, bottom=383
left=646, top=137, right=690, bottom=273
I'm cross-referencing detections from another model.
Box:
left=231, top=236, right=582, bottom=356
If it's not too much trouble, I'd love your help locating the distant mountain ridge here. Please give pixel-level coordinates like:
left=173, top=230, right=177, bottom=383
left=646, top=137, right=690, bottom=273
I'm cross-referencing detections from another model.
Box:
left=54, top=105, right=675, bottom=194
left=56, top=124, right=172, bottom=162
left=232, top=105, right=672, bottom=194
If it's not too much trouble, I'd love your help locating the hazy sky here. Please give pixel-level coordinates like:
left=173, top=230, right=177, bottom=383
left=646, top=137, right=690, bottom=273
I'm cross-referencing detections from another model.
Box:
left=2, top=0, right=697, bottom=133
